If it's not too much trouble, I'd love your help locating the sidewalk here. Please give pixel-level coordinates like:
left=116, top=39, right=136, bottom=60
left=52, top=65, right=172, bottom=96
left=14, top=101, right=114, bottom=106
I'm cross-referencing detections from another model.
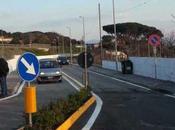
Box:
left=6, top=71, right=21, bottom=96
left=89, top=66, right=175, bottom=94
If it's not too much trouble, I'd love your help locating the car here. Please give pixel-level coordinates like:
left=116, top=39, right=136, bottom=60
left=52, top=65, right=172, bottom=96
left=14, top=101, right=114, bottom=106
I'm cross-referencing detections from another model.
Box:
left=57, top=56, right=69, bottom=65
left=37, top=58, right=62, bottom=83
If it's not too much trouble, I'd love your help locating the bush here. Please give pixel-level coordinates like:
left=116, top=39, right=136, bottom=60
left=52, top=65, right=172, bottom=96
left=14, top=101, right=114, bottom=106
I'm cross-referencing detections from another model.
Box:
left=24, top=88, right=91, bottom=130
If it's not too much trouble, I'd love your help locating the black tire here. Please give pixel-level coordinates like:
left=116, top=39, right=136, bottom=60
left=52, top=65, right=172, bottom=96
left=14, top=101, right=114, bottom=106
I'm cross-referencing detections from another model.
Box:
left=37, top=80, right=41, bottom=84
left=58, top=79, right=62, bottom=83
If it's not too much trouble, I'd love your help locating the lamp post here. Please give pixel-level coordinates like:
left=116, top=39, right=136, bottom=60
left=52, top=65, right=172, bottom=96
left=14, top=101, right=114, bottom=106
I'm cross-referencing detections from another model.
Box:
left=79, top=16, right=88, bottom=88
left=98, top=1, right=103, bottom=66
left=62, top=35, right=65, bottom=54
left=112, top=0, right=118, bottom=71
left=67, top=27, right=72, bottom=64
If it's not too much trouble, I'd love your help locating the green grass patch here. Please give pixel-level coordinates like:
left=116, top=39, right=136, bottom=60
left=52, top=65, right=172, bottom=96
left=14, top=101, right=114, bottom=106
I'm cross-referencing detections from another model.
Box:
left=24, top=88, right=92, bottom=130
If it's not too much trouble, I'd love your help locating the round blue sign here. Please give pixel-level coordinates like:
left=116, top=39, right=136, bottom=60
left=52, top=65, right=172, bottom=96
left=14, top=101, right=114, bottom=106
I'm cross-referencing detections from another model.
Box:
left=17, top=52, right=40, bottom=82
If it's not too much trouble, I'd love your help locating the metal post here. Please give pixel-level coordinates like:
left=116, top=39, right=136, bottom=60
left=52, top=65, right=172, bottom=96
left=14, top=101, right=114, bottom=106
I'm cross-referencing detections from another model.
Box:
left=67, top=27, right=72, bottom=64
left=27, top=82, right=33, bottom=127
left=62, top=36, right=65, bottom=54
left=112, top=0, right=118, bottom=71
left=148, top=44, right=150, bottom=57
left=80, top=16, right=88, bottom=88
left=153, top=47, right=157, bottom=79
left=98, top=2, right=103, bottom=66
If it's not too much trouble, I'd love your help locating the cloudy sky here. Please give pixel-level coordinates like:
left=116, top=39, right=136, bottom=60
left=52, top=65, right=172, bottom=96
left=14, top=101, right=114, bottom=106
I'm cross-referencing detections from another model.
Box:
left=0, top=0, right=175, bottom=41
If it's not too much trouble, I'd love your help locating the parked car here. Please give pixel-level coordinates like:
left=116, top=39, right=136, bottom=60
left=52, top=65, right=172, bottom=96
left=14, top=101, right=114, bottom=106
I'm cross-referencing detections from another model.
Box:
left=37, top=58, right=62, bottom=83
left=57, top=56, right=69, bottom=65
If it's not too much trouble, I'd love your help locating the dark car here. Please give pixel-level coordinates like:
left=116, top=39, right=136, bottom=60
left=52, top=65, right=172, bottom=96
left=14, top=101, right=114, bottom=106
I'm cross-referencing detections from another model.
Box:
left=37, top=58, right=62, bottom=83
left=57, top=56, right=69, bottom=65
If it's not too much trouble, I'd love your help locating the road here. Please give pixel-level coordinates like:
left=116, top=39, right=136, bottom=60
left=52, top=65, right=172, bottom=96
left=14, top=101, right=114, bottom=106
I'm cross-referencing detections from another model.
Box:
left=0, top=79, right=76, bottom=130
left=63, top=65, right=175, bottom=130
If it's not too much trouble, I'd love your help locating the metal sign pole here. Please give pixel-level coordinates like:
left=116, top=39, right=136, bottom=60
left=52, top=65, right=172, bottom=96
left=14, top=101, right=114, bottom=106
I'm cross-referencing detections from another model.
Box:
left=27, top=82, right=33, bottom=127
left=153, top=47, right=157, bottom=79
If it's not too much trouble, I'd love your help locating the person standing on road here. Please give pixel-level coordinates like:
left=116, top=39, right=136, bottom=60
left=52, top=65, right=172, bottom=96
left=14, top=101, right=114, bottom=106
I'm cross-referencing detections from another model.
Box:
left=0, top=58, right=9, bottom=97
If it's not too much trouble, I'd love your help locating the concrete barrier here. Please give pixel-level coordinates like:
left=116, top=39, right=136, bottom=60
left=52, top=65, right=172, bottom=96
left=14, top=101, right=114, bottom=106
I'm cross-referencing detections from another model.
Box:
left=102, top=57, right=175, bottom=82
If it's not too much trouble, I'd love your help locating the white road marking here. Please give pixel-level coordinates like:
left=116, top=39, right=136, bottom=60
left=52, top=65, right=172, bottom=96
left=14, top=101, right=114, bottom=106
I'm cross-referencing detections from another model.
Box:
left=164, top=94, right=175, bottom=99
left=63, top=76, right=80, bottom=91
left=62, top=72, right=84, bottom=88
left=0, top=81, right=25, bottom=102
left=82, top=92, right=103, bottom=130
left=62, top=72, right=103, bottom=130
left=89, top=70, right=175, bottom=99
left=89, top=71, right=152, bottom=91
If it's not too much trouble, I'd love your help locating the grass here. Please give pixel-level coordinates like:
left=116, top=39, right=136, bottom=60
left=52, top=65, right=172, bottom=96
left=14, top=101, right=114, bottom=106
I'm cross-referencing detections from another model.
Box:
left=24, top=88, right=91, bottom=130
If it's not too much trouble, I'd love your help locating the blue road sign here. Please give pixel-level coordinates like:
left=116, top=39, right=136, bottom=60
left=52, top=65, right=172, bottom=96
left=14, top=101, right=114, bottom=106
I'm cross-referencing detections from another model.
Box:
left=17, top=52, right=40, bottom=82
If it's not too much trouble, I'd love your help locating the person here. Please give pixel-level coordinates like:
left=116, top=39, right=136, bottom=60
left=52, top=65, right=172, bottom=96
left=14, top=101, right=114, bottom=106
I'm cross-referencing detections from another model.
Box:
left=0, top=58, right=9, bottom=97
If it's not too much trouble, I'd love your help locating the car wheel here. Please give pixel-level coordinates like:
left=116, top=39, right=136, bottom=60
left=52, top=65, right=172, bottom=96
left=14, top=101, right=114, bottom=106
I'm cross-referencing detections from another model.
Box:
left=58, top=79, right=62, bottom=83
left=37, top=80, right=41, bottom=84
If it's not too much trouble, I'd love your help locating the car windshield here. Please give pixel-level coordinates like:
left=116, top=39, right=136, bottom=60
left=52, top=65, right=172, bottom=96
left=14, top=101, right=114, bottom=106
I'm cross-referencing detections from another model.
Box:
left=40, top=61, right=58, bottom=69
left=58, top=57, right=67, bottom=60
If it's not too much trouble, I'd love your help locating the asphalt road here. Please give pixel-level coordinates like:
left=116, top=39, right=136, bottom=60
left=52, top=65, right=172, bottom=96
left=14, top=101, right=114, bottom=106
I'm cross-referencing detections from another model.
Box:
left=0, top=79, right=76, bottom=130
left=63, top=65, right=175, bottom=130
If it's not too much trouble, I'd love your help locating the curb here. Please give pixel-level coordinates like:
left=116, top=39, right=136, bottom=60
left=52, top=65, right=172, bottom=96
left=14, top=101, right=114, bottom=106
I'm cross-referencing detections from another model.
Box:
left=0, top=81, right=25, bottom=102
left=56, top=96, right=96, bottom=130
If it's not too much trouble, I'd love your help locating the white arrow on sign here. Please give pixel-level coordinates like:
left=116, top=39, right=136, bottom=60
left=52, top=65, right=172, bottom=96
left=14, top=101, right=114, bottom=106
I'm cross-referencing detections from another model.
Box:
left=21, top=57, right=36, bottom=75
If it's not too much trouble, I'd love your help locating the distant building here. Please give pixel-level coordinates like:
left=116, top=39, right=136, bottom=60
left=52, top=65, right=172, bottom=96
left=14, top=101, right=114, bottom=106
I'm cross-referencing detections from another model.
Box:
left=0, top=36, right=13, bottom=43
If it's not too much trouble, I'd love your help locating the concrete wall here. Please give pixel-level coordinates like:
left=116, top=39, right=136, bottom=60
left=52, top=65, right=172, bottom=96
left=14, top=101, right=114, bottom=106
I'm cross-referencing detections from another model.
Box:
left=102, top=57, right=175, bottom=82
left=102, top=60, right=117, bottom=70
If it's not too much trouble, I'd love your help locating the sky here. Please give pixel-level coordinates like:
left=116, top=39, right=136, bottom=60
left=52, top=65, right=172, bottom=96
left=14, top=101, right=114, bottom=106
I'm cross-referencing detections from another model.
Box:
left=0, top=0, right=175, bottom=42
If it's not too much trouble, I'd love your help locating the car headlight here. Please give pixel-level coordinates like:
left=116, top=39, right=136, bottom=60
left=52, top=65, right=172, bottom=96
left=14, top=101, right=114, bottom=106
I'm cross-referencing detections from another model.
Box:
left=56, top=71, right=60, bottom=74
left=40, top=72, right=45, bottom=75
left=58, top=60, right=61, bottom=62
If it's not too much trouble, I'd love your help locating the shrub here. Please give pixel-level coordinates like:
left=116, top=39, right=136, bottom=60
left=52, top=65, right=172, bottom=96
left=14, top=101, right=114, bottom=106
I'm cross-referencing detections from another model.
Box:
left=24, top=88, right=91, bottom=130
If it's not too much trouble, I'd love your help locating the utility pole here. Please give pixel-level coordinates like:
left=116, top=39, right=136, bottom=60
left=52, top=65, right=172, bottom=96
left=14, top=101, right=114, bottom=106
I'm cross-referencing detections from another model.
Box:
left=67, top=27, right=72, bottom=64
left=79, top=16, right=88, bottom=88
left=112, top=0, right=118, bottom=71
left=98, top=1, right=103, bottom=66
left=62, top=36, right=65, bottom=54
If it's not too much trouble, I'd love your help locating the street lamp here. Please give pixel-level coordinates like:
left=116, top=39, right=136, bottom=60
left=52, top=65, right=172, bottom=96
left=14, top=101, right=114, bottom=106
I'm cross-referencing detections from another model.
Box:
left=79, top=16, right=88, bottom=88
left=98, top=0, right=103, bottom=66
left=66, top=27, right=72, bottom=64
left=112, top=0, right=118, bottom=71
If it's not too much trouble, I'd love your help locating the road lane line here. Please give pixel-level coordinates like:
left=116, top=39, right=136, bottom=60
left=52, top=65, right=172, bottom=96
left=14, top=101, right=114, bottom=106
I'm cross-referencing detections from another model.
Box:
left=63, top=76, right=80, bottom=91
left=89, top=70, right=175, bottom=99
left=62, top=72, right=84, bottom=88
left=89, top=71, right=152, bottom=91
left=62, top=71, right=103, bottom=130
left=82, top=92, right=103, bottom=130
left=164, top=94, right=175, bottom=99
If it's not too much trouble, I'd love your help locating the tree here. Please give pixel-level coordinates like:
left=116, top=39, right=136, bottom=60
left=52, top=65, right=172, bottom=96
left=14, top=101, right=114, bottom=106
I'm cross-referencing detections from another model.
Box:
left=102, top=22, right=164, bottom=56
left=103, top=22, right=163, bottom=37
left=163, top=32, right=175, bottom=47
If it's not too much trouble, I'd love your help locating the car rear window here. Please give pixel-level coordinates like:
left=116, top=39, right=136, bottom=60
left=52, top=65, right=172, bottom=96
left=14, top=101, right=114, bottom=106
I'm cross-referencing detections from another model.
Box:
left=40, top=61, right=58, bottom=69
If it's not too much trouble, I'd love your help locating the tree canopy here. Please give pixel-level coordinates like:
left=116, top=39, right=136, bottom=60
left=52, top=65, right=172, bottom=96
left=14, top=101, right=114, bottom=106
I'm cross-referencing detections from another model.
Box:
left=103, top=22, right=163, bottom=37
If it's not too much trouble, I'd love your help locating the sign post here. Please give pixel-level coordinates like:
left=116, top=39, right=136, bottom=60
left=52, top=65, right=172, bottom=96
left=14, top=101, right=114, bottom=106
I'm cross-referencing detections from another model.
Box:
left=77, top=52, right=94, bottom=87
left=148, top=34, right=161, bottom=79
left=17, top=52, right=40, bottom=127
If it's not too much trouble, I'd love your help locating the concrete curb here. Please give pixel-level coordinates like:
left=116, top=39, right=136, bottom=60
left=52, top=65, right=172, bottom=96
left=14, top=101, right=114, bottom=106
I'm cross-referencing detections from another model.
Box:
left=56, top=96, right=96, bottom=130
left=0, top=81, right=25, bottom=102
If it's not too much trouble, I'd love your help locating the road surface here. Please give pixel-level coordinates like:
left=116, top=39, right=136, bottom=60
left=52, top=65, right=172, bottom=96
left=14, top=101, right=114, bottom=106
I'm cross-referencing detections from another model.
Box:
left=0, top=79, right=76, bottom=130
left=63, top=65, right=175, bottom=130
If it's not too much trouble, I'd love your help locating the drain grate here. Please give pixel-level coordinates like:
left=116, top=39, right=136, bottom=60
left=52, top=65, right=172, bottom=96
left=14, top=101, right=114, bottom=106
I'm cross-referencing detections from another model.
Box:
left=152, top=88, right=174, bottom=95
